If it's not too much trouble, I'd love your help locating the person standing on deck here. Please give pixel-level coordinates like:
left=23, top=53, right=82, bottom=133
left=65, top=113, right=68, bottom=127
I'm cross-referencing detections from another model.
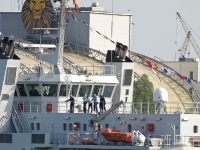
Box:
left=100, top=95, right=106, bottom=113
left=92, top=93, right=98, bottom=113
left=86, top=96, right=92, bottom=113
left=82, top=93, right=87, bottom=113
left=65, top=95, right=74, bottom=113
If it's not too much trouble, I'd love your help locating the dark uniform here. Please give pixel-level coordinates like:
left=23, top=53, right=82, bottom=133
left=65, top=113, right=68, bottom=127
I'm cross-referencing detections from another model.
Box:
left=65, top=95, right=74, bottom=113
left=100, top=95, right=106, bottom=113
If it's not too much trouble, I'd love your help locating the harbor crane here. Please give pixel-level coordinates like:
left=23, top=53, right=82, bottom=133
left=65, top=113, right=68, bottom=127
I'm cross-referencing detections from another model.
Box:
left=178, top=31, right=190, bottom=58
left=177, top=12, right=200, bottom=59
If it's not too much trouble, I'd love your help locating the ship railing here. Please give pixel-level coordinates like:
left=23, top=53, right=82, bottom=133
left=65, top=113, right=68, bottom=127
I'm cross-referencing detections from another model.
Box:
left=175, top=135, right=200, bottom=147
left=13, top=101, right=200, bottom=114
left=50, top=132, right=92, bottom=145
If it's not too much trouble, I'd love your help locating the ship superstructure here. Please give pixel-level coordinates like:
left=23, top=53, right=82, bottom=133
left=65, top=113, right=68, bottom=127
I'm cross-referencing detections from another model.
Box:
left=0, top=0, right=199, bottom=150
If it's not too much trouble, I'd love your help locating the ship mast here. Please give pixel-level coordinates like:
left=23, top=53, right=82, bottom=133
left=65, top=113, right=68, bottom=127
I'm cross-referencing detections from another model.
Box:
left=55, top=0, right=67, bottom=73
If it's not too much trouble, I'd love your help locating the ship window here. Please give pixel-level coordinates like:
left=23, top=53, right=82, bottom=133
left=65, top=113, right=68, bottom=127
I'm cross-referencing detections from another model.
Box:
left=42, top=84, right=58, bottom=96
left=6, top=67, right=17, bottom=85
left=37, top=123, right=40, bottom=130
left=83, top=124, right=87, bottom=131
left=194, top=125, right=198, bottom=133
left=103, top=86, right=114, bottom=97
left=123, top=69, right=133, bottom=86
left=125, top=89, right=129, bottom=95
left=60, top=84, right=66, bottom=96
left=31, top=134, right=45, bottom=143
left=71, top=85, right=79, bottom=97
left=69, top=123, right=73, bottom=131
left=59, top=85, right=70, bottom=97
left=31, top=123, right=34, bottom=130
left=78, top=85, right=92, bottom=97
left=27, top=84, right=41, bottom=96
left=14, top=90, right=18, bottom=96
left=63, top=123, right=67, bottom=131
left=92, top=85, right=103, bottom=96
left=105, top=124, right=109, bottom=128
left=128, top=124, right=131, bottom=132
left=17, top=84, right=27, bottom=96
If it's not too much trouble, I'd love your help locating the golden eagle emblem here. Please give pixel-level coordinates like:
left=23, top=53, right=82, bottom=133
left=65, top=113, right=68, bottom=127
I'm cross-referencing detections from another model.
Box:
left=22, top=0, right=54, bottom=34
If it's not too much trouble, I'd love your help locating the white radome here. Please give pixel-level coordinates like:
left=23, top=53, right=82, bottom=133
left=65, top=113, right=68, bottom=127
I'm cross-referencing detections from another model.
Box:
left=153, top=87, right=168, bottom=103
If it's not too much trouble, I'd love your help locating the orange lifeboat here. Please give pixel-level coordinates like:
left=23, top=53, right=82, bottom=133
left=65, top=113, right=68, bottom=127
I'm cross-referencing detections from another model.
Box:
left=81, top=138, right=94, bottom=145
left=100, top=128, right=132, bottom=143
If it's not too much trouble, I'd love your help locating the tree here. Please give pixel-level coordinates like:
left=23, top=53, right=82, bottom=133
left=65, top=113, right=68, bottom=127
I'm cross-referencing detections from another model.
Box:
left=133, top=74, right=154, bottom=102
left=133, top=74, right=154, bottom=114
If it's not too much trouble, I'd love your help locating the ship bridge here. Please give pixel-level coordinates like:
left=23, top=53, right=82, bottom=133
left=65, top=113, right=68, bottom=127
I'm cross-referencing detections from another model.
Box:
left=15, top=42, right=199, bottom=105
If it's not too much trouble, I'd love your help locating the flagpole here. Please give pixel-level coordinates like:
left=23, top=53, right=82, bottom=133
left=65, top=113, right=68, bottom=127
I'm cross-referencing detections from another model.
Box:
left=111, top=0, right=113, bottom=65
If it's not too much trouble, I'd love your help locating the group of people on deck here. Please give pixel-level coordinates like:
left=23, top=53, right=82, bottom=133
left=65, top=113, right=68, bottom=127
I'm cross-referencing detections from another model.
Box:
left=65, top=93, right=106, bottom=113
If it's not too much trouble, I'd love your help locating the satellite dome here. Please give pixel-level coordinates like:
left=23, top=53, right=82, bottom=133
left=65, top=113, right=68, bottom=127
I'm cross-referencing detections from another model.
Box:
left=153, top=87, right=168, bottom=103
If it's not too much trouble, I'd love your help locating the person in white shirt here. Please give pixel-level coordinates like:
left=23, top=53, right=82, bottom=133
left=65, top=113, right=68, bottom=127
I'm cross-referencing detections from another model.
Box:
left=91, top=93, right=98, bottom=112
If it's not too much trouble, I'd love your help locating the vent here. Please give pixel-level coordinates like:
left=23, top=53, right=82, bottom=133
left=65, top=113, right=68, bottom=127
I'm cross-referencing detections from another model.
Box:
left=1, top=94, right=9, bottom=100
left=6, top=67, right=17, bottom=85
left=0, top=134, right=12, bottom=143
left=31, top=134, right=45, bottom=144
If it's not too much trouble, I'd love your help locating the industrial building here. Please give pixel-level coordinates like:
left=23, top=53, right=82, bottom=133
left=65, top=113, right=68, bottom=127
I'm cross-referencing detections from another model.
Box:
left=0, top=3, right=132, bottom=54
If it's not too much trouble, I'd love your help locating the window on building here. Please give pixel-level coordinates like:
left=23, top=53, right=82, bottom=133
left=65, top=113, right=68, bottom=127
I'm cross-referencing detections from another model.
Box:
left=194, top=125, right=198, bottom=133
left=71, top=85, right=79, bottom=97
left=42, top=84, right=57, bottom=96
left=26, top=84, right=41, bottom=96
left=63, top=123, right=67, bottom=131
left=36, top=123, right=40, bottom=130
left=103, top=86, right=114, bottom=97
left=78, top=85, right=92, bottom=97
left=92, top=85, right=103, bottom=96
left=31, top=123, right=34, bottom=130
left=190, top=71, right=193, bottom=80
left=17, top=84, right=27, bottom=96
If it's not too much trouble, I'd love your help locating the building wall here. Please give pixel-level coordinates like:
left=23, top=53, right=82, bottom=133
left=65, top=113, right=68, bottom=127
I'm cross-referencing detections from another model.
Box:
left=90, top=13, right=131, bottom=53
left=164, top=61, right=200, bottom=91
left=65, top=12, right=90, bottom=46
left=0, top=12, right=28, bottom=40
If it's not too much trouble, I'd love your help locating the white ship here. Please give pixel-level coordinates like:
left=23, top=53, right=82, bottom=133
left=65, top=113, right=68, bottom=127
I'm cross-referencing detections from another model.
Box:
left=0, top=0, right=199, bottom=150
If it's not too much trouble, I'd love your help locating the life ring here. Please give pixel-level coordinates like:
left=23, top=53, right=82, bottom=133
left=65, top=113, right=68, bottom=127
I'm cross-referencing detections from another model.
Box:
left=69, top=135, right=76, bottom=144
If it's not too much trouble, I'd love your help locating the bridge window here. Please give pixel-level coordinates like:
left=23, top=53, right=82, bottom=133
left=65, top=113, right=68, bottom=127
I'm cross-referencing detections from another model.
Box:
left=103, top=86, right=114, bottom=97
left=78, top=85, right=92, bottom=97
left=71, top=85, right=79, bottom=97
left=27, top=84, right=41, bottom=96
left=92, top=85, right=103, bottom=96
left=60, top=85, right=71, bottom=97
left=17, top=84, right=27, bottom=96
left=42, top=84, right=58, bottom=96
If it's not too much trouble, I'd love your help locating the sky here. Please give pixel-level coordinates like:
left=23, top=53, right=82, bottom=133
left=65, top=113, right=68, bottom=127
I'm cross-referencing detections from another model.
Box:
left=1, top=0, right=200, bottom=61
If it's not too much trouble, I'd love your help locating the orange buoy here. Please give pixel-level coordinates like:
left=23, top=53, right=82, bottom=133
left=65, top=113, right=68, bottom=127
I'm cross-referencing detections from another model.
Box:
left=81, top=138, right=94, bottom=145
left=69, top=135, right=76, bottom=144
